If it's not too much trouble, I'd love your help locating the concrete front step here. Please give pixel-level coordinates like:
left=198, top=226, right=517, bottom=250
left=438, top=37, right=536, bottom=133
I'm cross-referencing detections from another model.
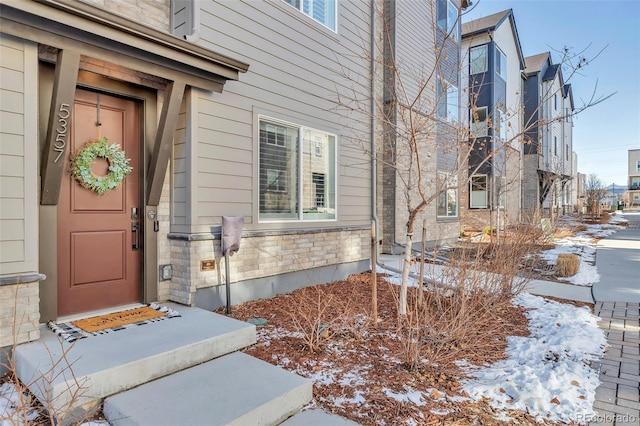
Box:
left=14, top=303, right=256, bottom=423
left=103, top=351, right=313, bottom=426
left=280, top=409, right=360, bottom=425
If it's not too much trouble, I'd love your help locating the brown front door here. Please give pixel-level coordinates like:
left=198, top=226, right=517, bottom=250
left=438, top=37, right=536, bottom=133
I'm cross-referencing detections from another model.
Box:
left=57, top=89, right=141, bottom=316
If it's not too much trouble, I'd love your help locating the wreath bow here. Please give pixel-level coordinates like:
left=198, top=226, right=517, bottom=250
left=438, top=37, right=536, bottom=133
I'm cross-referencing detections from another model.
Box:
left=70, top=137, right=133, bottom=195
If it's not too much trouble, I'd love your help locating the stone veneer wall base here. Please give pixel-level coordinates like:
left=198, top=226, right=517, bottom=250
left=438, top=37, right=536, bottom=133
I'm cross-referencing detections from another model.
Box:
left=194, top=259, right=369, bottom=312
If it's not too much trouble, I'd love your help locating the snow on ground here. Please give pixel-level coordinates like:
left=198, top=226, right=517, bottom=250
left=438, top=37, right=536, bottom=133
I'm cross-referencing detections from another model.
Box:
left=540, top=214, right=627, bottom=286
left=1, top=215, right=622, bottom=425
left=459, top=293, right=607, bottom=424
left=373, top=214, right=621, bottom=423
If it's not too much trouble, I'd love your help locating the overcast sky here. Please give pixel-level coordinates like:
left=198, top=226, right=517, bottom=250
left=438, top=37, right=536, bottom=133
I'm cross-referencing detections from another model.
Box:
left=463, top=0, right=640, bottom=186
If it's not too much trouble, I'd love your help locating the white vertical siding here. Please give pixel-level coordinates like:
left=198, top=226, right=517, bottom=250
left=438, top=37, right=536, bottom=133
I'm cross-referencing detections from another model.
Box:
left=493, top=19, right=523, bottom=148
left=0, top=34, right=38, bottom=275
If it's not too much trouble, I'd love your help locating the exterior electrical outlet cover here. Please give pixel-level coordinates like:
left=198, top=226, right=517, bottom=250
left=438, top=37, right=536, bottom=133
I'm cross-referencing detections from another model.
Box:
left=159, top=264, right=172, bottom=281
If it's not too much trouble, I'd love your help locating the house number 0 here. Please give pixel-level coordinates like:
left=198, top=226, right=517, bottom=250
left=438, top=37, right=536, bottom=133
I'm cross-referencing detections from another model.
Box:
left=53, top=103, right=70, bottom=163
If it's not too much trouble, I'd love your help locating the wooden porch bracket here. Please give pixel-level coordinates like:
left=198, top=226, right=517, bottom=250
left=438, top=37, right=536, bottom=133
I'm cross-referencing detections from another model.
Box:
left=146, top=80, right=187, bottom=206
left=40, top=49, right=81, bottom=205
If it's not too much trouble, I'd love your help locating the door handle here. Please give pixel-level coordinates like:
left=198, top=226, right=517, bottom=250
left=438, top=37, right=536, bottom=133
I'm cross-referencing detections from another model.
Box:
left=132, top=222, right=139, bottom=251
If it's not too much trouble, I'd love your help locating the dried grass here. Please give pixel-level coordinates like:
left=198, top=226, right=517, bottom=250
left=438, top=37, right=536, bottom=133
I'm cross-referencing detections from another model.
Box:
left=556, top=253, right=580, bottom=277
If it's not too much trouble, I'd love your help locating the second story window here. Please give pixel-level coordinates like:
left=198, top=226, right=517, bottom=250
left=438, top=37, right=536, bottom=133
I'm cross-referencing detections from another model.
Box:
left=470, top=107, right=488, bottom=137
left=470, top=45, right=488, bottom=74
left=284, top=0, right=337, bottom=31
left=494, top=109, right=507, bottom=141
left=495, top=47, right=506, bottom=80
left=437, top=0, right=459, bottom=41
left=438, top=78, right=458, bottom=123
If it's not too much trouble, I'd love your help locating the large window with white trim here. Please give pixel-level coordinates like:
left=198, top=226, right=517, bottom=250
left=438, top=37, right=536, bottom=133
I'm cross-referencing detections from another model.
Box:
left=470, top=175, right=488, bottom=208
left=495, top=46, right=506, bottom=80
left=283, top=0, right=337, bottom=31
left=470, top=45, right=488, bottom=74
left=471, top=107, right=488, bottom=137
left=437, top=78, right=459, bottom=122
left=437, top=173, right=458, bottom=217
left=259, top=118, right=336, bottom=221
left=494, top=109, right=507, bottom=141
left=437, top=0, right=459, bottom=41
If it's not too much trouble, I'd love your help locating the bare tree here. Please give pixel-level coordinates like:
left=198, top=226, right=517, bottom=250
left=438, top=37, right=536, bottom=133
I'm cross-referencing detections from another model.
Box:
left=337, top=3, right=612, bottom=316
left=584, top=173, right=608, bottom=216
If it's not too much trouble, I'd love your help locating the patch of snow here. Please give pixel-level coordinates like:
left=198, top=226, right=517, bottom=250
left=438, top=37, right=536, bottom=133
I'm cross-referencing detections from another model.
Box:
left=383, top=387, right=427, bottom=406
left=0, top=382, right=40, bottom=425
left=460, top=292, right=607, bottom=423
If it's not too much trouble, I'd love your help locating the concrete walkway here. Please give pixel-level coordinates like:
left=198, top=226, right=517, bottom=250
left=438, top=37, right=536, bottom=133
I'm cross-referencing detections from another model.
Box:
left=590, top=212, right=640, bottom=426
left=379, top=213, right=640, bottom=425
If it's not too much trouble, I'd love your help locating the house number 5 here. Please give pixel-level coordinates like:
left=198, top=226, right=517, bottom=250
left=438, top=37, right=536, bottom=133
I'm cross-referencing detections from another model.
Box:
left=53, top=103, right=70, bottom=163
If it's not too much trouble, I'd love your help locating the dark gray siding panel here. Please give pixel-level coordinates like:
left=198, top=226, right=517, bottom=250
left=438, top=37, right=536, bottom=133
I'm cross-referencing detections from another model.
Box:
left=523, top=75, right=540, bottom=155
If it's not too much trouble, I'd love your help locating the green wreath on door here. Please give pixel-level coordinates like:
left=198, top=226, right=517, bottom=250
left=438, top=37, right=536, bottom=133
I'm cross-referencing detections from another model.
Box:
left=70, top=137, right=133, bottom=195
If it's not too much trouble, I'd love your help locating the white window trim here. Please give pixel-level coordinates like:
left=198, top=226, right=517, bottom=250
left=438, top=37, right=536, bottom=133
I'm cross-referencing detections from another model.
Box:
left=438, top=77, right=459, bottom=123
left=258, top=116, right=338, bottom=223
left=471, top=106, right=488, bottom=137
left=470, top=174, right=488, bottom=209
left=437, top=173, right=458, bottom=218
left=470, top=44, right=488, bottom=75
left=437, top=0, right=459, bottom=41
left=282, top=0, right=338, bottom=32
left=495, top=46, right=507, bottom=81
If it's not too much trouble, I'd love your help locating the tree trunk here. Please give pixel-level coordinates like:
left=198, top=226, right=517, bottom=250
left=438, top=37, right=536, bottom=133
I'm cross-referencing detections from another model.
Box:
left=399, top=232, right=413, bottom=315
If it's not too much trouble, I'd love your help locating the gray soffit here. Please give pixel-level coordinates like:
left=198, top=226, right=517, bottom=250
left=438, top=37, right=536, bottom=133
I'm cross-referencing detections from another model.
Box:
left=0, top=0, right=249, bottom=91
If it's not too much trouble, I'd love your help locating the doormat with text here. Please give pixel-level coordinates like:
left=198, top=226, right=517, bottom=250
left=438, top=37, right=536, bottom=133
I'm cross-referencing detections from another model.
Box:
left=47, top=303, right=181, bottom=343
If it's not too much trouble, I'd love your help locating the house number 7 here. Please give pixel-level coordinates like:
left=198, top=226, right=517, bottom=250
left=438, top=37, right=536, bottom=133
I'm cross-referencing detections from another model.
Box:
left=53, top=103, right=70, bottom=163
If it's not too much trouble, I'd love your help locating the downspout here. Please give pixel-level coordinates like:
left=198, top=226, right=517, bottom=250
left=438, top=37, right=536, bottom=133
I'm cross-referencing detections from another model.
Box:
left=371, top=0, right=379, bottom=263
left=369, top=1, right=433, bottom=284
left=369, top=2, right=469, bottom=288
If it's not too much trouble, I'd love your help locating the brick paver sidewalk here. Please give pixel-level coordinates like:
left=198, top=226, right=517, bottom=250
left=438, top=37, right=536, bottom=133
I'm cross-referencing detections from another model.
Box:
left=591, top=302, right=640, bottom=425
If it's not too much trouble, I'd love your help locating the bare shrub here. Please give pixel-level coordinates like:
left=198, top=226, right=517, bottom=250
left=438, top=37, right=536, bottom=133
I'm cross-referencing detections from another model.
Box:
left=1, top=290, right=93, bottom=425
left=556, top=253, right=580, bottom=277
left=286, top=280, right=368, bottom=353
left=397, top=218, right=541, bottom=371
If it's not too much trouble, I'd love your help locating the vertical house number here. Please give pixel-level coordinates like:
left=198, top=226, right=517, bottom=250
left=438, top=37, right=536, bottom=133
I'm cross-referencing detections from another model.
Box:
left=53, top=103, right=70, bottom=163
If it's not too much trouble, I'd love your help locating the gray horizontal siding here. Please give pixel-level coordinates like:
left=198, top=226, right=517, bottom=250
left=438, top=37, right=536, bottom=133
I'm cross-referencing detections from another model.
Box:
left=0, top=34, right=37, bottom=274
left=185, top=0, right=372, bottom=233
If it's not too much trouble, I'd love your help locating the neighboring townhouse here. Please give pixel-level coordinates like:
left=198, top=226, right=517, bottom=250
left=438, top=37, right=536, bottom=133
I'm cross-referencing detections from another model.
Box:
left=576, top=172, right=586, bottom=212
left=460, top=9, right=525, bottom=232
left=628, top=149, right=640, bottom=209
left=380, top=0, right=468, bottom=253
left=0, top=0, right=374, bottom=350
left=570, top=151, right=579, bottom=211
left=522, top=52, right=576, bottom=217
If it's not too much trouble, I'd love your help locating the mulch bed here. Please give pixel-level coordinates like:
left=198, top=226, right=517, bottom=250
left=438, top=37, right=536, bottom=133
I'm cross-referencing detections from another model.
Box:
left=217, top=272, right=578, bottom=425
